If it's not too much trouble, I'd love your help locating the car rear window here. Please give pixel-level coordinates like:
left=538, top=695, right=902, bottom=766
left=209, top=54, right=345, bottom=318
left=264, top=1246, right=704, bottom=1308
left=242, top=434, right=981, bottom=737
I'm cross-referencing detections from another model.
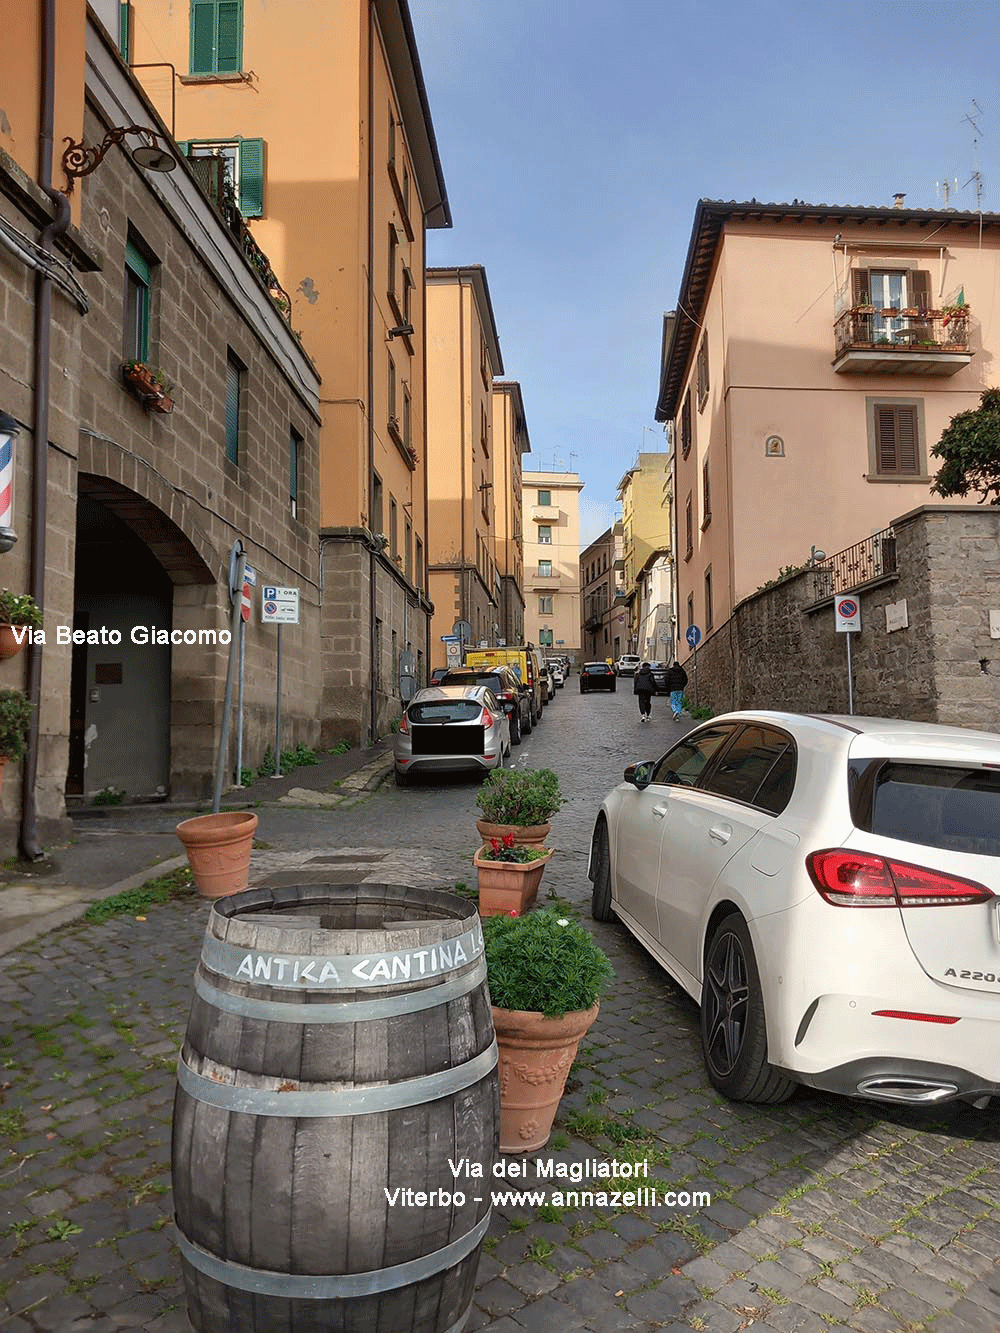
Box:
left=444, top=673, right=504, bottom=690
left=850, top=760, right=1000, bottom=856
left=585, top=664, right=610, bottom=674
left=408, top=700, right=483, bottom=724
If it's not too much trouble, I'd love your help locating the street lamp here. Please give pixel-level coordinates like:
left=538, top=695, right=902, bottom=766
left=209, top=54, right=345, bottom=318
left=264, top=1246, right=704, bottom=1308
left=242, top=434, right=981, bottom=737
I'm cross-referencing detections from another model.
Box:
left=0, top=413, right=19, bottom=553
left=61, top=124, right=177, bottom=194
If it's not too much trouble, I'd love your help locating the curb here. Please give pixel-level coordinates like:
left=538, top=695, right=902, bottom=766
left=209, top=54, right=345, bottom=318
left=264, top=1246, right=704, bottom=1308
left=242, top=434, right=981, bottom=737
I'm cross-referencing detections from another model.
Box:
left=0, top=853, right=191, bottom=960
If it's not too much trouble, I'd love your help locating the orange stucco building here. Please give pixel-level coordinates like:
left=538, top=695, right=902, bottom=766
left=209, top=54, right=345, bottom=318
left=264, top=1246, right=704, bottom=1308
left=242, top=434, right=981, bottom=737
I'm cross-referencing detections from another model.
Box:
left=656, top=199, right=1000, bottom=657
left=492, top=381, right=530, bottom=647
left=425, top=267, right=504, bottom=665
left=129, top=0, right=451, bottom=743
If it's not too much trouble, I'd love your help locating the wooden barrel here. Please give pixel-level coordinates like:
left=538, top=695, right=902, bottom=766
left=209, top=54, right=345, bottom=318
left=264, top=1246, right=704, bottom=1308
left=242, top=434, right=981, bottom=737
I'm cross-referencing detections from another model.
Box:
left=172, top=884, right=499, bottom=1332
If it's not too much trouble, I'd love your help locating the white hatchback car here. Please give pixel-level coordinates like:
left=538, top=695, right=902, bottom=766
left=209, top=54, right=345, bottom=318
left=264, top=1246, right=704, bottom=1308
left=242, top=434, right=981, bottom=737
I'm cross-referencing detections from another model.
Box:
left=589, top=711, right=1000, bottom=1108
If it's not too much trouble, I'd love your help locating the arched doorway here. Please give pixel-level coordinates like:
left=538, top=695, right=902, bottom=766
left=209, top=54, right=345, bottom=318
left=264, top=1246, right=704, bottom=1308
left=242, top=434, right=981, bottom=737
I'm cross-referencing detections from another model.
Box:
left=69, top=478, right=216, bottom=800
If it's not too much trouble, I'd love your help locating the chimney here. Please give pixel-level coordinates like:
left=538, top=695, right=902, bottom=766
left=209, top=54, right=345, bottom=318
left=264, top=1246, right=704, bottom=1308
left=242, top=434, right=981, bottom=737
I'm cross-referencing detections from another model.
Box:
left=893, top=193, right=906, bottom=209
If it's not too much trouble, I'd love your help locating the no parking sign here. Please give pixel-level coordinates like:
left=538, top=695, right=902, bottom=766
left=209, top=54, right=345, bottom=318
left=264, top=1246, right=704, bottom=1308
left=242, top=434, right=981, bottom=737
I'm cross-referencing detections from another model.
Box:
left=835, top=595, right=860, bottom=633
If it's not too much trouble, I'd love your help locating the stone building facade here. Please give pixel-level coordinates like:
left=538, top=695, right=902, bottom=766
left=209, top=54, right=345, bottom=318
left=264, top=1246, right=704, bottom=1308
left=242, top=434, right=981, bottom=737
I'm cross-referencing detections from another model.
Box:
left=0, top=14, right=321, bottom=852
left=687, top=506, right=1000, bottom=731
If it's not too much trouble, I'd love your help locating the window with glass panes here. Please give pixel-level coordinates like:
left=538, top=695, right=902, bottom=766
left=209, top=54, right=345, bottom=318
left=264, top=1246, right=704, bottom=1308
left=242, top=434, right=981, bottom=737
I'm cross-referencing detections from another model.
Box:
left=289, top=426, right=301, bottom=518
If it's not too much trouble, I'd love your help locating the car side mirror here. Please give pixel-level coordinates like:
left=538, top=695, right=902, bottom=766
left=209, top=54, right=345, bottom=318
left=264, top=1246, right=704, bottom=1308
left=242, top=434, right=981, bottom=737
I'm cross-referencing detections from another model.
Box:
left=624, top=761, right=654, bottom=791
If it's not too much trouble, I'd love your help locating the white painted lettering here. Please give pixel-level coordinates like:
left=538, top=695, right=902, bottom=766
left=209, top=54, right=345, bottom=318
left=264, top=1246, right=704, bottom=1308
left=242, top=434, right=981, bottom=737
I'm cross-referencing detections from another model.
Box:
left=236, top=954, right=254, bottom=980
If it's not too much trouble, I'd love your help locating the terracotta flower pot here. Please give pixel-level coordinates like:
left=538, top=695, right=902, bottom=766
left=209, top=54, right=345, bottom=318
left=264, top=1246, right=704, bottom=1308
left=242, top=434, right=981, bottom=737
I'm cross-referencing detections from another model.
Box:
left=0, top=625, right=25, bottom=659
left=475, top=818, right=551, bottom=848
left=492, top=1003, right=600, bottom=1152
left=474, top=845, right=553, bottom=918
left=176, top=811, right=258, bottom=899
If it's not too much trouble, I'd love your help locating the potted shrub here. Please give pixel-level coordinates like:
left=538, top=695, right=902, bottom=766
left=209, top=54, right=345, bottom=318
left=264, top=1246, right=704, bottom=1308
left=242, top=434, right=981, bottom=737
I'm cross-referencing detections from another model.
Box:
left=0, top=688, right=33, bottom=791
left=0, top=589, right=43, bottom=659
left=475, top=766, right=563, bottom=846
left=473, top=833, right=554, bottom=917
left=484, top=909, right=613, bottom=1152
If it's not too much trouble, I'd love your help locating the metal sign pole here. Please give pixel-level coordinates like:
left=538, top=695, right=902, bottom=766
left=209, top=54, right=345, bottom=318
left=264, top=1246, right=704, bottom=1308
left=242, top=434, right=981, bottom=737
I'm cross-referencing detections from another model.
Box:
left=236, top=618, right=245, bottom=784
left=693, top=645, right=698, bottom=710
left=846, top=631, right=854, bottom=715
left=213, top=548, right=246, bottom=812
left=274, top=623, right=283, bottom=777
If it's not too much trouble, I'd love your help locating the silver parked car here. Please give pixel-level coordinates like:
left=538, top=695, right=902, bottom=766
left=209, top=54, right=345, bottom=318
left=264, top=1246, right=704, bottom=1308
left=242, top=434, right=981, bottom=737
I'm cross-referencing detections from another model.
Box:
left=394, top=685, right=511, bottom=786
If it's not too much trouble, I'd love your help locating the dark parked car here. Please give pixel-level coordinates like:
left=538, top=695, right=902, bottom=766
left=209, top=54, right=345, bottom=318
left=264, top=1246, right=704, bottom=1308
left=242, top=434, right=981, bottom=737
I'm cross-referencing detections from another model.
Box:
left=430, top=666, right=451, bottom=685
left=438, top=666, right=532, bottom=743
left=580, top=662, right=617, bottom=693
left=648, top=661, right=669, bottom=694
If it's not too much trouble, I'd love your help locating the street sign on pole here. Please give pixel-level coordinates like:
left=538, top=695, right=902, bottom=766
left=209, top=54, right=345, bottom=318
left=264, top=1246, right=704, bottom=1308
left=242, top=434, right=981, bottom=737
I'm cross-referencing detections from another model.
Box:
left=686, top=624, right=702, bottom=649
left=834, top=597, right=860, bottom=714
left=835, top=596, right=860, bottom=633
left=261, top=586, right=300, bottom=624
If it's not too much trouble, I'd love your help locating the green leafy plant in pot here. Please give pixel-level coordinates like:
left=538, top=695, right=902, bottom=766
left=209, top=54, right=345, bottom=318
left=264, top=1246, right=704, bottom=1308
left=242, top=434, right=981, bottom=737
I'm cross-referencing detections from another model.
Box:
left=0, top=589, right=42, bottom=660
left=0, top=688, right=33, bottom=791
left=484, top=908, right=613, bottom=1152
left=475, top=766, right=563, bottom=847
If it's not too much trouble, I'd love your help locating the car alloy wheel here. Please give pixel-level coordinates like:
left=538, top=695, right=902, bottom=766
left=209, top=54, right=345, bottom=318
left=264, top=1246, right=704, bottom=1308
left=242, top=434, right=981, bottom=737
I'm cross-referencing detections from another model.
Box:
left=590, top=822, right=615, bottom=922
left=700, top=913, right=795, bottom=1104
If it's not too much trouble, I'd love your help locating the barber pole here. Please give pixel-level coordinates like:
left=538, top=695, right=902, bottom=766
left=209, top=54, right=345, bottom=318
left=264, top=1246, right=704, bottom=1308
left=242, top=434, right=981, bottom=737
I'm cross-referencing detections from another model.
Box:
left=0, top=412, right=19, bottom=553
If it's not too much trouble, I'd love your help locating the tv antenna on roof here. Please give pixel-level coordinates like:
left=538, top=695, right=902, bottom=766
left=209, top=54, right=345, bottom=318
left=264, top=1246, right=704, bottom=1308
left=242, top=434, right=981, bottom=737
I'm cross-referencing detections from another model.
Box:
left=962, top=100, right=985, bottom=215
left=936, top=177, right=959, bottom=206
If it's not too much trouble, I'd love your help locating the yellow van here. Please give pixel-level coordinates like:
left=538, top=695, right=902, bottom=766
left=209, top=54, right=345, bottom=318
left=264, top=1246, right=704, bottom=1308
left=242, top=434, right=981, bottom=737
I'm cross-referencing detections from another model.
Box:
left=464, top=646, right=543, bottom=725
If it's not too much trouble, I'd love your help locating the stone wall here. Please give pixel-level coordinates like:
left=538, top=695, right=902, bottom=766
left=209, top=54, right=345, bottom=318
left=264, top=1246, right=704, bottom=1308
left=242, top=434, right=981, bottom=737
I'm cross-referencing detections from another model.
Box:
left=683, top=506, right=1000, bottom=731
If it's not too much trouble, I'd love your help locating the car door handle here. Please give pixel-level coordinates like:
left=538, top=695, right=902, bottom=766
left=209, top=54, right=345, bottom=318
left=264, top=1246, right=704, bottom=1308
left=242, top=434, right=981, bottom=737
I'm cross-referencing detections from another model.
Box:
left=708, top=824, right=732, bottom=844
left=651, top=804, right=668, bottom=819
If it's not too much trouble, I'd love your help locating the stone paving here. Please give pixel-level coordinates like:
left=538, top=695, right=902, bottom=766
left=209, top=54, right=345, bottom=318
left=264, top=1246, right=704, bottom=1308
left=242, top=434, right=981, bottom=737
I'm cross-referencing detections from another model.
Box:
left=0, top=687, right=998, bottom=1330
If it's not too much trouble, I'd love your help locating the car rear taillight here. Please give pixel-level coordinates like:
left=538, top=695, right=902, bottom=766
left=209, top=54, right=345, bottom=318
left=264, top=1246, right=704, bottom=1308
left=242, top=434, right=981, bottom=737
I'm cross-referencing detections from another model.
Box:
left=806, top=849, right=994, bottom=908
left=398, top=713, right=409, bottom=735
left=482, top=709, right=494, bottom=729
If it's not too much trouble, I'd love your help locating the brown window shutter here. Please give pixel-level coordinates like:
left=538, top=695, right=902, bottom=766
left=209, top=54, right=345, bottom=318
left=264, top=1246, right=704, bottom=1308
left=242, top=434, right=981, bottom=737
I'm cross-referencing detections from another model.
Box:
left=852, top=269, right=871, bottom=305
left=896, top=405, right=919, bottom=472
left=875, top=405, right=900, bottom=472
left=875, top=404, right=920, bottom=475
left=910, top=270, right=931, bottom=312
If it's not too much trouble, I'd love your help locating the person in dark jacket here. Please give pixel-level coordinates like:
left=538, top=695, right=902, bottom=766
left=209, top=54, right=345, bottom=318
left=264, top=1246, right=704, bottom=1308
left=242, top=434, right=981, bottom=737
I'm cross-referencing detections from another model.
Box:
left=664, top=660, right=688, bottom=722
left=633, top=662, right=656, bottom=723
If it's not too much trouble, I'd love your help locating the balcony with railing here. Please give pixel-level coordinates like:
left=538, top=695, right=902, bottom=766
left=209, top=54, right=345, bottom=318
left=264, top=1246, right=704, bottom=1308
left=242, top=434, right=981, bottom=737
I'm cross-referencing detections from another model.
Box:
left=188, top=156, right=292, bottom=322
left=812, top=526, right=897, bottom=598
left=833, top=306, right=972, bottom=376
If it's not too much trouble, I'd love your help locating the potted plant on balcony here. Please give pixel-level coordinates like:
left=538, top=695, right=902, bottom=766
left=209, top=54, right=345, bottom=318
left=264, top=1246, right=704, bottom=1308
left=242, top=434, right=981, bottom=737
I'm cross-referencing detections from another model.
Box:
left=0, top=589, right=42, bottom=660
left=941, top=302, right=970, bottom=326
left=0, top=688, right=33, bottom=791
left=474, top=833, right=554, bottom=917
left=485, top=908, right=613, bottom=1152
left=121, top=360, right=174, bottom=413
left=475, top=766, right=563, bottom=847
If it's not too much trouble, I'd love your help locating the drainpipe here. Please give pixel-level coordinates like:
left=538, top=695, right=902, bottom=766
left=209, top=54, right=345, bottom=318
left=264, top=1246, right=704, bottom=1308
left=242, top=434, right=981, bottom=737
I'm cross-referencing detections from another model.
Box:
left=21, top=0, right=71, bottom=860
left=366, top=5, right=377, bottom=746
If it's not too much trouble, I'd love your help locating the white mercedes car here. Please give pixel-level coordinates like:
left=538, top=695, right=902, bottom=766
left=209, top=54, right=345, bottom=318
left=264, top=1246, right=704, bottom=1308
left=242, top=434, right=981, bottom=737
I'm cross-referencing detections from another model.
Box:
left=588, top=712, right=1000, bottom=1108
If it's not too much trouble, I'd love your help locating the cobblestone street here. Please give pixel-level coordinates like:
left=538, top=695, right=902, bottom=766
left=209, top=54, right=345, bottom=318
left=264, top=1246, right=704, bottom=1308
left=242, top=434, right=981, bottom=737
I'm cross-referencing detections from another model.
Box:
left=0, top=687, right=998, bottom=1331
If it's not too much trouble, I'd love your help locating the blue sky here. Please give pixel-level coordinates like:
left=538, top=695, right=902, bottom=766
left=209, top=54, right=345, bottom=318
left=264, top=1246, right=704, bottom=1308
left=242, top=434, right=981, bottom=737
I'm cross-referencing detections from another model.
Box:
left=409, top=0, right=999, bottom=548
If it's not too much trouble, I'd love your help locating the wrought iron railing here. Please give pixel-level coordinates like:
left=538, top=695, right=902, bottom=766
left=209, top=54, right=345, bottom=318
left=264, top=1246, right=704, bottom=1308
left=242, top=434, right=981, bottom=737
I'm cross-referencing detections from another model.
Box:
left=834, top=308, right=969, bottom=358
left=813, top=526, right=897, bottom=597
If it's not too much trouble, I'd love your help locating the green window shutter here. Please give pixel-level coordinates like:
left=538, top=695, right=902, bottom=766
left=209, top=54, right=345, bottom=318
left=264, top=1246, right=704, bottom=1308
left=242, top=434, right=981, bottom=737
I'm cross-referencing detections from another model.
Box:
left=176, top=140, right=191, bottom=157
left=119, top=3, right=131, bottom=60
left=124, top=241, right=151, bottom=286
left=239, top=138, right=264, bottom=217
left=190, top=1, right=216, bottom=73
left=216, top=1, right=242, bottom=72
left=225, top=356, right=241, bottom=464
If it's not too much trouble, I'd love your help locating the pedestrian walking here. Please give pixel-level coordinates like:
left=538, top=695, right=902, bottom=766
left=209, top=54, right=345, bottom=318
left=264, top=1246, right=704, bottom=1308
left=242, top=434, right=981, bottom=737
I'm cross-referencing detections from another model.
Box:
left=664, top=659, right=688, bottom=722
left=634, top=661, right=656, bottom=723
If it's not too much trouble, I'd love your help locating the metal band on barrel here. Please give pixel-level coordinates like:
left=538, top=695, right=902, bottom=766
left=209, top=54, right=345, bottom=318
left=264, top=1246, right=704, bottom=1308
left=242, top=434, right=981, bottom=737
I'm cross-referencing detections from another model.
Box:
left=193, top=959, right=488, bottom=1023
left=176, top=1209, right=491, bottom=1298
left=177, top=1041, right=498, bottom=1117
left=200, top=926, right=483, bottom=990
